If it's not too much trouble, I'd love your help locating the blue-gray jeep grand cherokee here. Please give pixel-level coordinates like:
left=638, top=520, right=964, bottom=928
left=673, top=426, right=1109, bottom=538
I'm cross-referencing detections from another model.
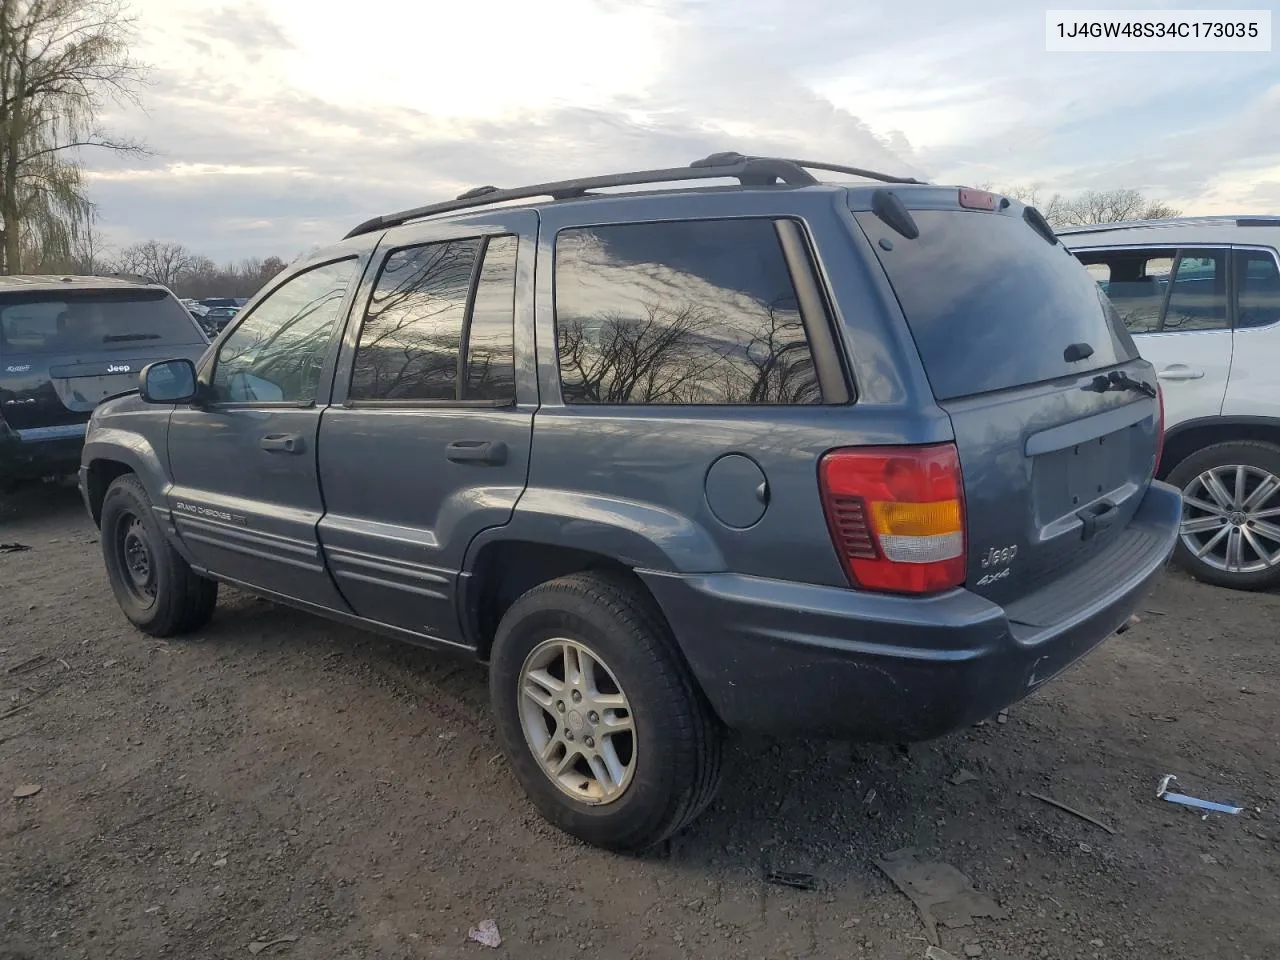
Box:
left=79, top=154, right=1180, bottom=851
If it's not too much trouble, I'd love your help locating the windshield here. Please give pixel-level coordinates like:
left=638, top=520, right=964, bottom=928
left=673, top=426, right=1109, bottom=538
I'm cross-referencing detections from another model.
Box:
left=0, top=289, right=204, bottom=356
left=856, top=209, right=1140, bottom=401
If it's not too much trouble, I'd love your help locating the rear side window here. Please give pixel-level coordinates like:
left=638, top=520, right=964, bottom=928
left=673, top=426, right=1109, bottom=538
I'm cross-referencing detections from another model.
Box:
left=1163, top=250, right=1227, bottom=332
left=349, top=235, right=518, bottom=403
left=1237, top=250, right=1280, bottom=329
left=0, top=290, right=202, bottom=356
left=553, top=218, right=822, bottom=405
left=857, top=210, right=1139, bottom=401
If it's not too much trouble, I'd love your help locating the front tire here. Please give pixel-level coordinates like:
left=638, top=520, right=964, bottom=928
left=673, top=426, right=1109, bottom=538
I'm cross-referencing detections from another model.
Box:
left=489, top=571, right=722, bottom=852
left=100, top=474, right=218, bottom=636
left=1166, top=440, right=1280, bottom=591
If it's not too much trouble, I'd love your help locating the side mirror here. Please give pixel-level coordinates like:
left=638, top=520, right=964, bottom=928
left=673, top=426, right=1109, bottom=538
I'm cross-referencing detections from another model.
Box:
left=138, top=358, right=199, bottom=404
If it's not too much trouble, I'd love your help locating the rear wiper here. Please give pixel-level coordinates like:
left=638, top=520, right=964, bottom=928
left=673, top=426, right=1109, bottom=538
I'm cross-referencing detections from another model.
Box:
left=1084, top=370, right=1157, bottom=398
left=103, top=333, right=161, bottom=342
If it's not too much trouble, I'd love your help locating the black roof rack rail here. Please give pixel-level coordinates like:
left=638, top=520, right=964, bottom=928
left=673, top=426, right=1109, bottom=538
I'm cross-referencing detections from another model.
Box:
left=777, top=158, right=923, bottom=186
left=343, top=152, right=923, bottom=239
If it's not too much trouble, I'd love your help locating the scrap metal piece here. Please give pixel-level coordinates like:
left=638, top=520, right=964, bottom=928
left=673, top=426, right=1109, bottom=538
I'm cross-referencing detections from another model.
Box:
left=875, top=848, right=1007, bottom=946
left=1156, top=775, right=1243, bottom=815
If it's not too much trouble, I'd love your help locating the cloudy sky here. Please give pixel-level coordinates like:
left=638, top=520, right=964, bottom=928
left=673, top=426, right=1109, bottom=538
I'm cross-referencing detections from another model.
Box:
left=87, top=0, right=1279, bottom=262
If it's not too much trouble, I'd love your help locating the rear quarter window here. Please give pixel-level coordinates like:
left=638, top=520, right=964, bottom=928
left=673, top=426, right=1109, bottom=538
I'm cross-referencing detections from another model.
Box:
left=856, top=210, right=1139, bottom=400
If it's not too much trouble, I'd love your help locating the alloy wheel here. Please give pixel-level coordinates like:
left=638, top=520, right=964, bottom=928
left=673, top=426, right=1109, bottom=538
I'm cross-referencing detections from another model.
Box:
left=517, top=638, right=636, bottom=805
left=1180, top=464, right=1280, bottom=574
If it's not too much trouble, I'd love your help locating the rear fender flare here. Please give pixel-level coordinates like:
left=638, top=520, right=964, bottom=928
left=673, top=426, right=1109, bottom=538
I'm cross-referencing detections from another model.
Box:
left=463, top=488, right=726, bottom=575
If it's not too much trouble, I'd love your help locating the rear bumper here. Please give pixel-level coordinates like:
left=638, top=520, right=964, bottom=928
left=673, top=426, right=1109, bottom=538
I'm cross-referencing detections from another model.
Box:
left=0, top=423, right=86, bottom=484
left=640, top=480, right=1180, bottom=742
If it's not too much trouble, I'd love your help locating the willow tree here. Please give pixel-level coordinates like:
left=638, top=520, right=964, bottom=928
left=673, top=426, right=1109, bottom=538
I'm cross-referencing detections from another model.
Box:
left=0, top=0, right=145, bottom=274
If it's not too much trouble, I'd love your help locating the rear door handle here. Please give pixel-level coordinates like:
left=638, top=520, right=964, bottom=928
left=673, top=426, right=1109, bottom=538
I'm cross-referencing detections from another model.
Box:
left=260, top=433, right=304, bottom=454
left=1156, top=364, right=1205, bottom=381
left=446, top=439, right=507, bottom=465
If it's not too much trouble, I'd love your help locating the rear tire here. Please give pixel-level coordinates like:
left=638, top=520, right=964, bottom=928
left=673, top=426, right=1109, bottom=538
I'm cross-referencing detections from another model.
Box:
left=489, top=571, right=722, bottom=852
left=1165, top=440, right=1280, bottom=591
left=100, top=474, right=218, bottom=636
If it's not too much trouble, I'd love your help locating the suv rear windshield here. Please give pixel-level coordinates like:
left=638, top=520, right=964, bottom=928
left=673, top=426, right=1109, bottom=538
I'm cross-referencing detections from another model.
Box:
left=0, top=289, right=202, bottom=357
left=855, top=209, right=1139, bottom=401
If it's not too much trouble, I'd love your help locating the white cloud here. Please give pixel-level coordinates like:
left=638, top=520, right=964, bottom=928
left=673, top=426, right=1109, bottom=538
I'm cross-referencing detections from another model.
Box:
left=77, top=0, right=1280, bottom=261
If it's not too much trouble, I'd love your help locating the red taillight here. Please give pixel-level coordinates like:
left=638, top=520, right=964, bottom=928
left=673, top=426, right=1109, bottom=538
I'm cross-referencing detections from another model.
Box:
left=1153, top=383, right=1165, bottom=475
left=818, top=444, right=967, bottom=594
left=958, top=187, right=998, bottom=210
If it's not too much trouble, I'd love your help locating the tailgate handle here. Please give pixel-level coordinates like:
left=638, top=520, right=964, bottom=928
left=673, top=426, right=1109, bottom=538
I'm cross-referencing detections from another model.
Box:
left=1077, top=499, right=1118, bottom=541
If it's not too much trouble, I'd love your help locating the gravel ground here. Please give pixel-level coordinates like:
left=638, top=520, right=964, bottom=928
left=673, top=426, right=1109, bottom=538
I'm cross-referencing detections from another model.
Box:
left=2, top=484, right=1277, bottom=960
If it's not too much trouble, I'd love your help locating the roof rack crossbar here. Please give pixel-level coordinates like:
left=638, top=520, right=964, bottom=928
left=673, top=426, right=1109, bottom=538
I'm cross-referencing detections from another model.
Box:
left=343, top=153, right=922, bottom=240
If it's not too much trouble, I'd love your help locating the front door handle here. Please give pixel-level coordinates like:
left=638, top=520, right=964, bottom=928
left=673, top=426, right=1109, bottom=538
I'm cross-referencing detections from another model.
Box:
left=1156, top=364, right=1205, bottom=381
left=260, top=433, right=304, bottom=454
left=446, top=439, right=507, bottom=465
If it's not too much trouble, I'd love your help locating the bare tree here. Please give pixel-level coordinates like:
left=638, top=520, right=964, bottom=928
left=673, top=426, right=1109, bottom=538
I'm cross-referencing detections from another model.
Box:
left=103, top=244, right=295, bottom=299
left=68, top=216, right=107, bottom=271
left=983, top=182, right=1181, bottom=227
left=987, top=183, right=1066, bottom=226
left=0, top=0, right=148, bottom=274
left=115, top=238, right=195, bottom=286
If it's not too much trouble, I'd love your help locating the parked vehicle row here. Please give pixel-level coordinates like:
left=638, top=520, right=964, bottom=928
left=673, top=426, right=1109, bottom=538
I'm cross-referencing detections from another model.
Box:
left=75, top=154, right=1181, bottom=852
left=180, top=297, right=245, bottom=338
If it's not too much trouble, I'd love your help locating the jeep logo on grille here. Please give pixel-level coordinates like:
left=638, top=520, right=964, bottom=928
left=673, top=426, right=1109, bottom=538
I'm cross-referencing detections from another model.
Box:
left=107, top=363, right=132, bottom=373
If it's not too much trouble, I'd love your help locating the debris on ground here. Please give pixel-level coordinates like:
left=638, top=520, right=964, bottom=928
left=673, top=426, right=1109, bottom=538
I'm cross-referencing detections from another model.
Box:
left=963, top=943, right=984, bottom=957
left=996, top=710, right=1009, bottom=725
left=925, top=947, right=960, bottom=960
left=0, top=542, right=31, bottom=553
left=467, top=919, right=502, bottom=948
left=949, top=769, right=980, bottom=786
left=12, top=783, right=42, bottom=799
left=874, top=848, right=1007, bottom=946
left=5, top=654, right=50, bottom=675
left=1150, top=714, right=1178, bottom=722
left=1157, top=775, right=1244, bottom=815
left=764, top=870, right=819, bottom=891
left=1025, top=790, right=1117, bottom=835
left=248, top=934, right=299, bottom=954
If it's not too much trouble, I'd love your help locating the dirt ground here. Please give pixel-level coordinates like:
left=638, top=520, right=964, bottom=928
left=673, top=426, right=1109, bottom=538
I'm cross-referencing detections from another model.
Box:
left=1, top=484, right=1277, bottom=960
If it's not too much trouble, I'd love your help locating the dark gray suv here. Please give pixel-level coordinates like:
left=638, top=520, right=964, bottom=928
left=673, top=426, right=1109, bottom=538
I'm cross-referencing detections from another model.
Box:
left=79, top=154, right=1180, bottom=851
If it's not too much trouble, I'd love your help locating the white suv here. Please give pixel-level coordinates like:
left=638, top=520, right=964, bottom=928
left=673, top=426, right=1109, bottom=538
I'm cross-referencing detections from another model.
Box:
left=1062, top=217, right=1280, bottom=590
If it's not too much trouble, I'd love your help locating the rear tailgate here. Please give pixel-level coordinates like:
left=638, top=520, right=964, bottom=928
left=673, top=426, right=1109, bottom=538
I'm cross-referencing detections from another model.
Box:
left=853, top=195, right=1161, bottom=611
left=0, top=288, right=207, bottom=432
